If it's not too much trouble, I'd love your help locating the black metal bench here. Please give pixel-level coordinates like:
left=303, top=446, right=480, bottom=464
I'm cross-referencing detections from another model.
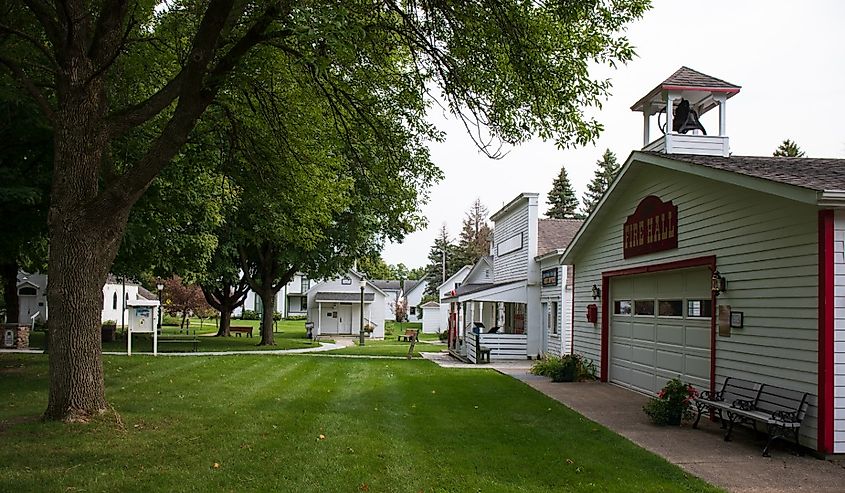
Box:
left=692, top=377, right=809, bottom=456
left=158, top=338, right=200, bottom=352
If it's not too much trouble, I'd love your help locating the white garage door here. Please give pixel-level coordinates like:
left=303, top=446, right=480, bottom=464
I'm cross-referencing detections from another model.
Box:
left=609, top=268, right=712, bottom=394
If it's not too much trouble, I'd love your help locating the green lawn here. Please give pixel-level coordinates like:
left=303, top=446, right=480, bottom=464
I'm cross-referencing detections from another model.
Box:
left=0, top=354, right=720, bottom=492
left=326, top=337, right=443, bottom=357
left=26, top=319, right=317, bottom=353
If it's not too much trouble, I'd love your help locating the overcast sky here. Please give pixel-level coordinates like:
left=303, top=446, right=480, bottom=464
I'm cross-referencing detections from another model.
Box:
left=381, top=0, right=845, bottom=268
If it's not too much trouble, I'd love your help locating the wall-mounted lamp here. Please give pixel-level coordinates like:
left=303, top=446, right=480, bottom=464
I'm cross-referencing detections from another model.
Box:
left=711, top=270, right=727, bottom=296
left=591, top=284, right=601, bottom=300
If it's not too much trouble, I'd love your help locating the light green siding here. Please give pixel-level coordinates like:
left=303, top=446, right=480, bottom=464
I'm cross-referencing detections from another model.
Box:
left=570, top=161, right=820, bottom=449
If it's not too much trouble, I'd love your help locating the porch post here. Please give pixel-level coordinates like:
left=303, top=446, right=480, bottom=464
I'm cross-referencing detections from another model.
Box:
left=318, top=302, right=322, bottom=336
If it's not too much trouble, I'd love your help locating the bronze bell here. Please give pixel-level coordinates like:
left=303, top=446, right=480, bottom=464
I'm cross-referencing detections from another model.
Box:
left=672, top=98, right=707, bottom=135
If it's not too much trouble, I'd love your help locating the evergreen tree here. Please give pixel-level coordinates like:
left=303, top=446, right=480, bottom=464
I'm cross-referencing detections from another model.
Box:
left=423, top=225, right=461, bottom=297
left=580, top=150, right=621, bottom=217
left=456, top=199, right=493, bottom=267
left=773, top=139, right=806, bottom=157
left=546, top=164, right=581, bottom=219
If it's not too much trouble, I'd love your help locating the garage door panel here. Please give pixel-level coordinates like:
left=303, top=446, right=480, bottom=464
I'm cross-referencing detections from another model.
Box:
left=612, top=319, right=632, bottom=338
left=632, top=323, right=655, bottom=342
left=611, top=342, right=631, bottom=361
left=656, top=325, right=684, bottom=345
left=657, top=272, right=684, bottom=297
left=631, top=345, right=655, bottom=366
left=656, top=349, right=683, bottom=372
left=610, top=268, right=711, bottom=395
left=686, top=326, right=711, bottom=349
left=629, top=367, right=657, bottom=392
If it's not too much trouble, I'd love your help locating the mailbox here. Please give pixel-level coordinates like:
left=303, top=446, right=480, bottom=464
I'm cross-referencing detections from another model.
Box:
left=586, top=304, right=598, bottom=324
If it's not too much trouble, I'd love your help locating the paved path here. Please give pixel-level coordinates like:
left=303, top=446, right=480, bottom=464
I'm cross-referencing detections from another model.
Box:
left=424, top=352, right=845, bottom=493
left=1, top=340, right=350, bottom=357
left=521, top=376, right=845, bottom=493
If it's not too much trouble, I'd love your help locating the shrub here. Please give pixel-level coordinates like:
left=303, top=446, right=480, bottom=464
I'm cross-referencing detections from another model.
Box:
left=530, top=354, right=596, bottom=382
left=284, top=315, right=307, bottom=321
left=643, top=378, right=698, bottom=426
left=162, top=314, right=181, bottom=326
left=438, top=330, right=448, bottom=342
left=240, top=310, right=260, bottom=320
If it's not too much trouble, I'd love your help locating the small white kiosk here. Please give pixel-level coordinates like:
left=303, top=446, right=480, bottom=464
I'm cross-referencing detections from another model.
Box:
left=126, top=299, right=160, bottom=355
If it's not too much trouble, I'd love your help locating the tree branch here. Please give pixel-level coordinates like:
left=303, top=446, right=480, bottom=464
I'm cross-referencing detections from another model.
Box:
left=0, top=56, right=54, bottom=121
left=21, top=0, right=63, bottom=52
left=0, top=22, right=57, bottom=65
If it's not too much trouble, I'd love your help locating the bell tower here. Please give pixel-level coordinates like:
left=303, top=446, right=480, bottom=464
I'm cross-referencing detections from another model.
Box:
left=631, top=67, right=741, bottom=157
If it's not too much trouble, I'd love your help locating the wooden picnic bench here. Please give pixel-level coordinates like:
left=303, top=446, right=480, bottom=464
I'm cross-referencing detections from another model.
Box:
left=398, top=329, right=418, bottom=342
left=692, top=376, right=809, bottom=456
left=158, top=338, right=200, bottom=352
left=229, top=326, right=253, bottom=337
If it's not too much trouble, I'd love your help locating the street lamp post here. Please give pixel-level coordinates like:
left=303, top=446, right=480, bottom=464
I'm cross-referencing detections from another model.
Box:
left=359, top=278, right=367, bottom=346
left=156, top=281, right=164, bottom=335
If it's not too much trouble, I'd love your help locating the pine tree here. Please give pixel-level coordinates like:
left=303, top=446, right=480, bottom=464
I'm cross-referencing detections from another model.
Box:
left=456, top=198, right=493, bottom=267
left=580, top=149, right=621, bottom=217
left=546, top=164, right=581, bottom=219
left=423, top=224, right=461, bottom=297
left=773, top=139, right=806, bottom=157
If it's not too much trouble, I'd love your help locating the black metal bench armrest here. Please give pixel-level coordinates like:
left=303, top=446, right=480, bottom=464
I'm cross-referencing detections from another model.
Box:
left=771, top=410, right=800, bottom=424
left=699, top=390, right=724, bottom=402
left=731, top=399, right=756, bottom=411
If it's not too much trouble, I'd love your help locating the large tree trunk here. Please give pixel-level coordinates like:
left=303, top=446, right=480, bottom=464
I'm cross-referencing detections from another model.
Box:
left=2, top=262, right=19, bottom=324
left=258, top=288, right=276, bottom=346
left=216, top=308, right=232, bottom=337
left=44, top=66, right=125, bottom=422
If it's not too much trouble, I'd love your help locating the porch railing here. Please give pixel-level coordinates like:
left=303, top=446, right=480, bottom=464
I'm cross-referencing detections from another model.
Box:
left=466, top=332, right=528, bottom=363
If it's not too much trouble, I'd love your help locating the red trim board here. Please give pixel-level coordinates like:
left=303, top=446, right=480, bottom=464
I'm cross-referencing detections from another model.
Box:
left=600, top=255, right=717, bottom=392
left=818, top=210, right=835, bottom=455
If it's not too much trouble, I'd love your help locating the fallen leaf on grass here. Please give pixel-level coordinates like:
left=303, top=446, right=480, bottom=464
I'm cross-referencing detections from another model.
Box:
left=359, top=483, right=369, bottom=491
left=566, top=459, right=574, bottom=464
left=212, top=463, right=220, bottom=469
left=317, top=434, right=326, bottom=441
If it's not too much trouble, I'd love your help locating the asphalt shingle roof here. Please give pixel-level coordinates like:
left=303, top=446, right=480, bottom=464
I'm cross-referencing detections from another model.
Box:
left=661, top=66, right=741, bottom=90
left=537, top=219, right=582, bottom=257
left=651, top=153, right=845, bottom=192
left=314, top=292, right=375, bottom=303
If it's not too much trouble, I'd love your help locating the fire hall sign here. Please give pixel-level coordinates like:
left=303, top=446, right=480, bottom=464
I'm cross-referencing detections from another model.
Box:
left=623, top=195, right=678, bottom=259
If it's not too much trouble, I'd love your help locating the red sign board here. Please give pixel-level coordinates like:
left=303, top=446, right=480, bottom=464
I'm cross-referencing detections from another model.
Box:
left=623, top=195, right=678, bottom=259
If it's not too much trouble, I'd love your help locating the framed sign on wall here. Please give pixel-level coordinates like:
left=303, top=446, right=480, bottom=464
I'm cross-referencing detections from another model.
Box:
left=542, top=268, right=558, bottom=286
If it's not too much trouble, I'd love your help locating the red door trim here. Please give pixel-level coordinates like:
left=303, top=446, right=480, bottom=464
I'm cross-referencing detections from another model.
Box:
left=818, top=210, right=835, bottom=455
left=600, top=255, right=717, bottom=394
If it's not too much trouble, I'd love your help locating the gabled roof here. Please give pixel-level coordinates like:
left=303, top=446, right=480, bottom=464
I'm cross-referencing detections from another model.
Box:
left=370, top=280, right=402, bottom=291
left=137, top=286, right=158, bottom=301
left=464, top=256, right=494, bottom=285
left=537, top=218, right=582, bottom=257
left=631, top=66, right=741, bottom=113
left=490, top=192, right=539, bottom=222
left=561, top=150, right=845, bottom=265
left=420, top=301, right=440, bottom=308
left=315, top=292, right=375, bottom=303
left=657, top=153, right=845, bottom=192
left=404, top=280, right=426, bottom=295
left=437, top=265, right=472, bottom=291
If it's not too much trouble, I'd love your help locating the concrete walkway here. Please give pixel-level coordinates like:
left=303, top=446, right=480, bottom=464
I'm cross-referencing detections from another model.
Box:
left=517, top=376, right=845, bottom=493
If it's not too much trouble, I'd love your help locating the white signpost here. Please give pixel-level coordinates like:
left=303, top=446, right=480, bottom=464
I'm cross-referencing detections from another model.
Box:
left=126, top=299, right=160, bottom=355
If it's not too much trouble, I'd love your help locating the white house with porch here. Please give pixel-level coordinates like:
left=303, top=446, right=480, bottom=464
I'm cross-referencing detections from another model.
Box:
left=444, top=193, right=580, bottom=362
left=306, top=271, right=387, bottom=339
left=437, top=265, right=471, bottom=335
left=14, top=271, right=149, bottom=327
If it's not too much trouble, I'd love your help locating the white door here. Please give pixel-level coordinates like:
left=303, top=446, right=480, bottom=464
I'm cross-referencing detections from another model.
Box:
left=18, top=296, right=38, bottom=325
left=337, top=305, right=352, bottom=334
left=609, top=268, right=711, bottom=394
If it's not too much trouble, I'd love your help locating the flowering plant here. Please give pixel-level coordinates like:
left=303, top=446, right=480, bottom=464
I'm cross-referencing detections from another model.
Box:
left=643, top=378, right=699, bottom=425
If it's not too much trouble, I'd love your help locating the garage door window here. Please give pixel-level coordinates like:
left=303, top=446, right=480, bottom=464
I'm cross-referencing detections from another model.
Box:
left=634, top=300, right=655, bottom=316
left=687, top=299, right=712, bottom=318
left=614, top=300, right=632, bottom=315
left=658, top=300, right=683, bottom=317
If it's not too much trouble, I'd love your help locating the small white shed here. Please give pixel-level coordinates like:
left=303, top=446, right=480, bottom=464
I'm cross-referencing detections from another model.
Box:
left=421, top=301, right=440, bottom=333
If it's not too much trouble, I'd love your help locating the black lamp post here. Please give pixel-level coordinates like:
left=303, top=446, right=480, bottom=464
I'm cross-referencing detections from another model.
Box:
left=359, top=278, right=367, bottom=346
left=156, top=281, right=164, bottom=334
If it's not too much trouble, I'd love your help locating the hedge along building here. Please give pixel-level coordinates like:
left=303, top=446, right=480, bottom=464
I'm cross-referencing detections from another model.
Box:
left=560, top=67, right=845, bottom=455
